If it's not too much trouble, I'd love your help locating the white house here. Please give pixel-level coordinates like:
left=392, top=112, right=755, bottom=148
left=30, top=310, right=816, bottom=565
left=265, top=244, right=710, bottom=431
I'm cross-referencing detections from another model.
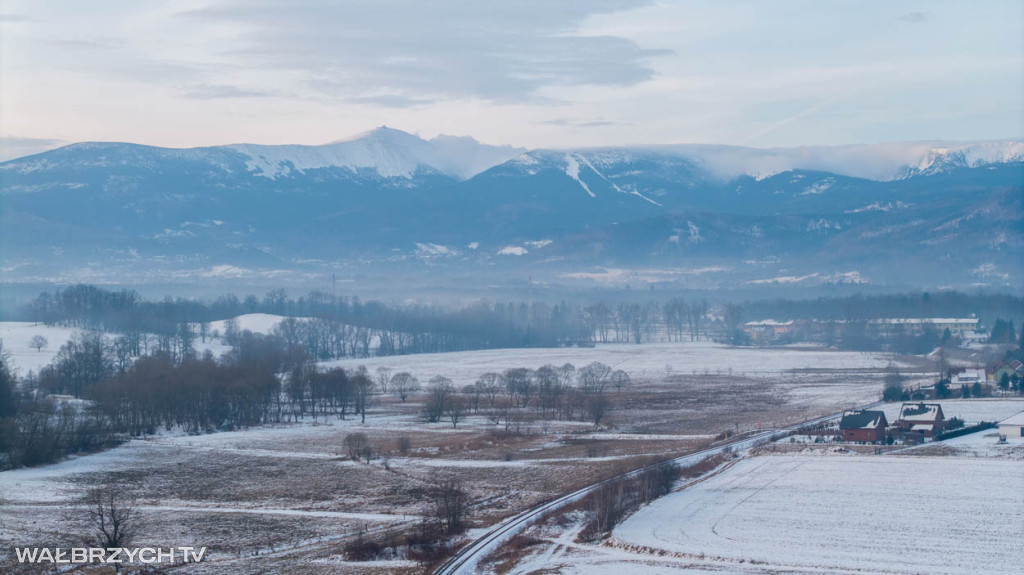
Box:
left=951, top=367, right=986, bottom=386
left=998, top=411, right=1024, bottom=440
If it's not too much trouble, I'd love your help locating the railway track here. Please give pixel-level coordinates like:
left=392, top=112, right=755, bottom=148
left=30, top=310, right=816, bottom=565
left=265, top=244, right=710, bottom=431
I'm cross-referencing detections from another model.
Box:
left=434, top=403, right=879, bottom=574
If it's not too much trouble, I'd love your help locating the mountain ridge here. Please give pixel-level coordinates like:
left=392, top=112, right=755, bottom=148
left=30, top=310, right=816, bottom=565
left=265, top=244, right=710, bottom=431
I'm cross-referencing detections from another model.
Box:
left=3, top=128, right=1022, bottom=183
left=0, top=128, right=1021, bottom=292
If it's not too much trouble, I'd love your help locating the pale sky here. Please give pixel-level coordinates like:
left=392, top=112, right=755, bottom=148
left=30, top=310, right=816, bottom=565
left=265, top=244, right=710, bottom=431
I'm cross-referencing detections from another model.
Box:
left=1, top=0, right=1022, bottom=158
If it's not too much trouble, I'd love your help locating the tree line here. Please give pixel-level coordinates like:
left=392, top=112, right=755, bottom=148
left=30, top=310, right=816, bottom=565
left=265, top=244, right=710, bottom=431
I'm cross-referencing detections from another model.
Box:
left=14, top=285, right=1021, bottom=358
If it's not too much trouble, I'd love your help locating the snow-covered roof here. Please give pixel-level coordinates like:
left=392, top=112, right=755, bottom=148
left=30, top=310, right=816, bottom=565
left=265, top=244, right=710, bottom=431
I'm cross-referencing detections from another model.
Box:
left=899, top=403, right=943, bottom=422
left=999, top=411, right=1024, bottom=427
left=868, top=318, right=978, bottom=326
left=744, top=320, right=794, bottom=327
left=951, top=368, right=986, bottom=382
left=840, top=410, right=887, bottom=430
left=911, top=424, right=935, bottom=432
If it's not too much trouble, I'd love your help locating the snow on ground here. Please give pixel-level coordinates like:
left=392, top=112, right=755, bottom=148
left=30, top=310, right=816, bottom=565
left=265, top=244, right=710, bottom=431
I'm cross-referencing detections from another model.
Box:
left=0, top=315, right=295, bottom=374
left=0, top=321, right=82, bottom=375
left=879, top=398, right=1024, bottom=425
left=902, top=430, right=1024, bottom=459
left=0, top=440, right=160, bottom=503
left=605, top=454, right=1023, bottom=575
left=323, top=340, right=903, bottom=386
left=207, top=313, right=293, bottom=336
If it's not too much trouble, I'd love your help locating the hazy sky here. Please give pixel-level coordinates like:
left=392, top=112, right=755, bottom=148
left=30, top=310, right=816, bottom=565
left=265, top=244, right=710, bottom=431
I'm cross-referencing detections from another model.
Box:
left=1, top=0, right=1022, bottom=157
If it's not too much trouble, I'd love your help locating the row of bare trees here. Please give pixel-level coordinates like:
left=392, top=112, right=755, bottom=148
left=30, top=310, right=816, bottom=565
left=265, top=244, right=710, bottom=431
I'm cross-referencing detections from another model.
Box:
left=370, top=362, right=630, bottom=429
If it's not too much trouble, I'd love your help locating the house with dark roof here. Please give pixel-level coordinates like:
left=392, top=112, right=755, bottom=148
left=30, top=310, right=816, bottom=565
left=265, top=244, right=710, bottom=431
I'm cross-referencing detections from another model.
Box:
left=839, top=410, right=888, bottom=443
left=896, top=402, right=945, bottom=438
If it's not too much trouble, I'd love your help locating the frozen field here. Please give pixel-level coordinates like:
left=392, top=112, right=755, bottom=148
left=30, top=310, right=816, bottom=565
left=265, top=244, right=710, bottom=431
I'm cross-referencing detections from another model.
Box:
left=598, top=454, right=1024, bottom=575
left=324, top=341, right=906, bottom=385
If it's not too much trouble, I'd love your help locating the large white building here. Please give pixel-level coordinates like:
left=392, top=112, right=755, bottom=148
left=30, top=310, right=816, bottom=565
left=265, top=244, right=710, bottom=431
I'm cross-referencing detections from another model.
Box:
left=998, top=411, right=1024, bottom=440
left=868, top=317, right=979, bottom=337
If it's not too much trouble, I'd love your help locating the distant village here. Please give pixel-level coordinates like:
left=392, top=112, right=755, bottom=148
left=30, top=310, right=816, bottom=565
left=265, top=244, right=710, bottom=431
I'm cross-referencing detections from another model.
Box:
left=743, top=316, right=1022, bottom=387
left=742, top=316, right=986, bottom=346
left=830, top=401, right=1024, bottom=446
left=755, top=315, right=1024, bottom=446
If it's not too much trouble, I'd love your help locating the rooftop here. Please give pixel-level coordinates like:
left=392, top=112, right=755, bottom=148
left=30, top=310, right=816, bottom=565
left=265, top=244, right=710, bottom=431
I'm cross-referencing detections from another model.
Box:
left=899, top=403, right=943, bottom=422
left=840, top=410, right=887, bottom=430
left=1000, top=411, right=1024, bottom=426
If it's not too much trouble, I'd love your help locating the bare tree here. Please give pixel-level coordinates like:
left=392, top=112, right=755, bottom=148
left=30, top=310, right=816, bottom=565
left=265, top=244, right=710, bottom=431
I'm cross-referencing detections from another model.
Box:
left=476, top=372, right=503, bottom=407
left=390, top=372, right=420, bottom=402
left=663, top=298, right=687, bottom=342
left=579, top=362, right=612, bottom=394
left=447, top=395, right=468, bottom=429
left=425, top=376, right=453, bottom=423
left=687, top=299, right=709, bottom=341
left=586, top=301, right=612, bottom=343
left=433, top=479, right=468, bottom=535
left=586, top=394, right=612, bottom=428
left=556, top=363, right=576, bottom=388
left=29, top=335, right=48, bottom=352
left=352, top=366, right=374, bottom=423
left=610, top=370, right=631, bottom=393
left=462, top=382, right=483, bottom=413
left=375, top=366, right=392, bottom=394
left=343, top=433, right=370, bottom=461
left=86, top=486, right=137, bottom=549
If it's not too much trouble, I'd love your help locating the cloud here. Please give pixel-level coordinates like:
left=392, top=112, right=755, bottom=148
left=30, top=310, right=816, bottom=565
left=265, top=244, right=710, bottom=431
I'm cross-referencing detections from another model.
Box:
left=347, top=94, right=433, bottom=108
left=46, top=37, right=124, bottom=50
left=0, top=14, right=33, bottom=23
left=898, top=12, right=928, bottom=23
left=174, top=0, right=666, bottom=105
left=183, top=84, right=278, bottom=99
left=542, top=118, right=620, bottom=128
left=0, top=136, right=67, bottom=162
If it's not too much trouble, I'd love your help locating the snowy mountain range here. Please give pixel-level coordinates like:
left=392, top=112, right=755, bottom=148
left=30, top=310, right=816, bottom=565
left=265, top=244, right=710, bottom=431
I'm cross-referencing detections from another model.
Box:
left=1, top=128, right=1021, bottom=293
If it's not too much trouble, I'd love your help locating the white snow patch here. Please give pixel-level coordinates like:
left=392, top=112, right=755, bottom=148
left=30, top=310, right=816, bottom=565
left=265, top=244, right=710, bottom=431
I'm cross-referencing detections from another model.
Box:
left=564, top=154, right=596, bottom=197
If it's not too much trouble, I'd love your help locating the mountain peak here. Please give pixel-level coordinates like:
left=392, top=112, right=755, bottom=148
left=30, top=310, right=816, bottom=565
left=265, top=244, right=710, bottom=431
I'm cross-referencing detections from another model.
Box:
left=329, top=125, right=423, bottom=145
left=226, top=127, right=521, bottom=180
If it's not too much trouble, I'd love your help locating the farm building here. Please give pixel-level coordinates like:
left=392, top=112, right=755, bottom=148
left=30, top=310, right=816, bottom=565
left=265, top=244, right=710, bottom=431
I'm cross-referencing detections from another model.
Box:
left=896, top=403, right=945, bottom=438
left=950, top=367, right=986, bottom=386
left=998, top=411, right=1024, bottom=440
left=742, top=320, right=796, bottom=344
left=839, top=410, right=888, bottom=443
left=867, top=317, right=979, bottom=337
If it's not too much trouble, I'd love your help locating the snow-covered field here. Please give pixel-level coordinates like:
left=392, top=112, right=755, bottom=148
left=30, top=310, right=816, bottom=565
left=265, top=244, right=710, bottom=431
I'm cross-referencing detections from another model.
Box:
left=0, top=321, right=81, bottom=374
left=901, top=429, right=1024, bottom=459
left=324, top=341, right=905, bottom=386
left=207, top=313, right=292, bottom=336
left=0, top=314, right=292, bottom=375
left=3, top=316, right=911, bottom=386
left=596, top=454, right=1024, bottom=575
